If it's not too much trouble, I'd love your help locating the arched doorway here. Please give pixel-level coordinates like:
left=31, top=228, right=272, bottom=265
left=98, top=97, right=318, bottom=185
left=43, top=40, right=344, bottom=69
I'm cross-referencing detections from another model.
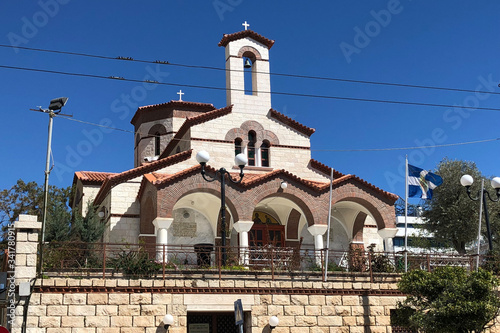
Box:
left=249, top=211, right=284, bottom=247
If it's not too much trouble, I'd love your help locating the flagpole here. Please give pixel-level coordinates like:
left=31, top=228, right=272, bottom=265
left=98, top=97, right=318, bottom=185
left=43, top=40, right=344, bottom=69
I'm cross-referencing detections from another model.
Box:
left=323, top=167, right=334, bottom=282
left=404, top=155, right=408, bottom=272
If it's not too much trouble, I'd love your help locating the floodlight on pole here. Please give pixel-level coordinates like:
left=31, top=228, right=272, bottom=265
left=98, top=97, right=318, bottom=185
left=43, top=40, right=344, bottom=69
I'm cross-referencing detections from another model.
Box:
left=31, top=97, right=70, bottom=275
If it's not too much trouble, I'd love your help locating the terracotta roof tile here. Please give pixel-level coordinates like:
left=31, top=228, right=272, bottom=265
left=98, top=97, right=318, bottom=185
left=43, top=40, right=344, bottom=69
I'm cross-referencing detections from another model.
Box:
left=74, top=171, right=117, bottom=185
left=159, top=105, right=233, bottom=159
left=309, top=159, right=345, bottom=178
left=218, top=30, right=275, bottom=49
left=269, top=109, right=315, bottom=137
left=141, top=165, right=397, bottom=202
left=94, top=150, right=193, bottom=205
left=331, top=174, right=398, bottom=202
left=131, top=100, right=216, bottom=125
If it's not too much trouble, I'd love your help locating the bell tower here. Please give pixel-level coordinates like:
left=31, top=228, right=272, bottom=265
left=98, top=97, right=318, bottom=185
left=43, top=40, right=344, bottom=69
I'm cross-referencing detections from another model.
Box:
left=218, top=25, right=275, bottom=115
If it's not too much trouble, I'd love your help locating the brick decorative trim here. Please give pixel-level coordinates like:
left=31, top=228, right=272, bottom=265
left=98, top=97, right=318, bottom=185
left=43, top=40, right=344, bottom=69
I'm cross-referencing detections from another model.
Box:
left=237, top=46, right=262, bottom=60
left=35, top=285, right=403, bottom=296
left=110, top=214, right=140, bottom=218
left=192, top=137, right=232, bottom=144
left=273, top=144, right=310, bottom=150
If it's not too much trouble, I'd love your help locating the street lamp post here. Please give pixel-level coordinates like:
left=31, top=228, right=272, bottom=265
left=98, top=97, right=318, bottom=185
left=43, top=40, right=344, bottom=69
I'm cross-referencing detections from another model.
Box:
left=460, top=175, right=500, bottom=253
left=31, top=97, right=69, bottom=274
left=196, top=150, right=247, bottom=266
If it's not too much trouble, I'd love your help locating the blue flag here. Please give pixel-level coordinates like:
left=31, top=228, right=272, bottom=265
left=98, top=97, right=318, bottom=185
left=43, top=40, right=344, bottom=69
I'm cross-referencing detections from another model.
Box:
left=408, top=164, right=443, bottom=199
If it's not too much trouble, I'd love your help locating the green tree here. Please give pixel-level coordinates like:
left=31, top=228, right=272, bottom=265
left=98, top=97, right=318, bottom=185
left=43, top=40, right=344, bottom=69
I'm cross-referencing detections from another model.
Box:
left=393, top=266, right=500, bottom=333
left=0, top=179, right=71, bottom=243
left=421, top=159, right=500, bottom=254
left=71, top=202, right=107, bottom=243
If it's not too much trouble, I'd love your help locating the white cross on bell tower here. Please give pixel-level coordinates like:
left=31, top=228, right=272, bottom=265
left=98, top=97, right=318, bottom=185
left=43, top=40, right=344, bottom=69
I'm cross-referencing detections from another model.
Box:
left=242, top=21, right=250, bottom=30
left=177, top=90, right=184, bottom=101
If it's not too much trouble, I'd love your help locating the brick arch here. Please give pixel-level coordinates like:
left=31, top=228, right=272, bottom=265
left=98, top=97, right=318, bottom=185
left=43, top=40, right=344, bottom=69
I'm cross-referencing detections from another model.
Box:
left=286, top=208, right=301, bottom=240
left=148, top=123, right=167, bottom=135
left=140, top=191, right=157, bottom=234
left=237, top=180, right=325, bottom=227
left=225, top=121, right=279, bottom=147
left=332, top=181, right=396, bottom=230
left=157, top=177, right=240, bottom=223
left=237, top=46, right=262, bottom=60
left=225, top=128, right=247, bottom=142
left=352, top=212, right=367, bottom=242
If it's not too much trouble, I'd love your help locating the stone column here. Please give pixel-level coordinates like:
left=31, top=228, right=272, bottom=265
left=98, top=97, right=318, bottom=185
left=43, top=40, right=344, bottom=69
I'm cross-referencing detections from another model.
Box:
left=11, top=215, right=41, bottom=333
left=14, top=214, right=42, bottom=283
left=232, top=221, right=254, bottom=265
left=307, top=224, right=328, bottom=265
left=153, top=217, right=173, bottom=262
left=378, top=228, right=398, bottom=252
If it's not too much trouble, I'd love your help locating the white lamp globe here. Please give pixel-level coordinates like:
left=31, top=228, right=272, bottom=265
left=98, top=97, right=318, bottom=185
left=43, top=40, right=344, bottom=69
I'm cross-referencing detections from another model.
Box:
left=163, top=314, right=174, bottom=326
left=196, top=150, right=210, bottom=164
left=269, top=316, right=279, bottom=328
left=235, top=153, right=248, bottom=167
left=491, top=177, right=500, bottom=189
left=460, top=174, right=474, bottom=187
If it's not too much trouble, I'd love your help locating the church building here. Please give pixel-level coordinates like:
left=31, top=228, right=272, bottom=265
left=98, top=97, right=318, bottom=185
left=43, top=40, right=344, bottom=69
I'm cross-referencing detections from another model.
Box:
left=71, top=27, right=398, bottom=268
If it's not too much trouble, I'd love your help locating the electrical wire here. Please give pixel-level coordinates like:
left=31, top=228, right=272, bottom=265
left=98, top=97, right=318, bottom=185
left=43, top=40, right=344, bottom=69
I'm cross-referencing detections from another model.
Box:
left=2, top=43, right=499, bottom=96
left=5, top=64, right=500, bottom=111
left=54, top=114, right=500, bottom=152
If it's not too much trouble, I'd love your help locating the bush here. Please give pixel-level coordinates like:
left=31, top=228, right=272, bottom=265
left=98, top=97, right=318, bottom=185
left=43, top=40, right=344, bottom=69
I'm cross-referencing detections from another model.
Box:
left=368, top=244, right=395, bottom=273
left=108, top=247, right=161, bottom=277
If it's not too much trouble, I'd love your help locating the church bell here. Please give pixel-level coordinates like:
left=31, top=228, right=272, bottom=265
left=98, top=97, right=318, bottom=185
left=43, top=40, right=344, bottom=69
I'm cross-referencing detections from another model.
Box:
left=244, top=58, right=252, bottom=68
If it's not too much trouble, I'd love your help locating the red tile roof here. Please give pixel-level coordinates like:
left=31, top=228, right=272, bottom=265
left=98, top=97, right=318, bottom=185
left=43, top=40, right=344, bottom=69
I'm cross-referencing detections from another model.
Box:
left=130, top=100, right=216, bottom=125
left=218, top=30, right=275, bottom=49
left=269, top=109, right=315, bottom=137
left=93, top=150, right=193, bottom=205
left=74, top=171, right=117, bottom=185
left=309, top=159, right=345, bottom=179
left=143, top=166, right=396, bottom=201
left=159, top=105, right=233, bottom=159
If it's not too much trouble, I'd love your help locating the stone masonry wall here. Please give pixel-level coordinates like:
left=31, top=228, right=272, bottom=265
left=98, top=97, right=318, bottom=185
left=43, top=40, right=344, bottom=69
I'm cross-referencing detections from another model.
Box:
left=13, top=276, right=410, bottom=333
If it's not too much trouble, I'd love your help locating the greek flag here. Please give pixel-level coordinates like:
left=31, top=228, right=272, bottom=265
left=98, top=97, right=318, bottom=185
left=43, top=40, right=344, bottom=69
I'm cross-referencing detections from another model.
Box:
left=408, top=164, right=443, bottom=199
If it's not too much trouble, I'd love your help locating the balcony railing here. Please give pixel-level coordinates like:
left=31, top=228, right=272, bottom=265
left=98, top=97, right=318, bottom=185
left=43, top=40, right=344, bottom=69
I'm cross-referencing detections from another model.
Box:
left=40, top=242, right=498, bottom=281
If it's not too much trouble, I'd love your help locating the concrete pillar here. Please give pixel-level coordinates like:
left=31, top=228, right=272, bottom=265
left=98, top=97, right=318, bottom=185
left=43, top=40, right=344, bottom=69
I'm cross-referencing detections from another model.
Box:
left=153, top=217, right=173, bottom=262
left=307, top=224, right=328, bottom=265
left=378, top=228, right=398, bottom=252
left=233, top=221, right=254, bottom=265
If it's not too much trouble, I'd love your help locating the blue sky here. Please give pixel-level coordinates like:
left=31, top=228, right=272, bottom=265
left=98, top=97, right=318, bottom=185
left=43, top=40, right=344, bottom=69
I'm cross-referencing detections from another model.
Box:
left=1, top=1, right=499, bottom=202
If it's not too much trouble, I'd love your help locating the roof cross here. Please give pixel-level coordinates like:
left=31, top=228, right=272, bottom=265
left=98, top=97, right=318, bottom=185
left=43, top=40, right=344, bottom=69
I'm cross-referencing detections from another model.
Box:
left=177, top=90, right=184, bottom=101
left=242, top=21, right=250, bottom=30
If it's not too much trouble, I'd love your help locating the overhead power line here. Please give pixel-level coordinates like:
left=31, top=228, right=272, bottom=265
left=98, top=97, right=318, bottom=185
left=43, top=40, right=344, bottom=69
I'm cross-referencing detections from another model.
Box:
left=55, top=114, right=500, bottom=152
left=4, top=64, right=500, bottom=112
left=1, top=43, right=500, bottom=96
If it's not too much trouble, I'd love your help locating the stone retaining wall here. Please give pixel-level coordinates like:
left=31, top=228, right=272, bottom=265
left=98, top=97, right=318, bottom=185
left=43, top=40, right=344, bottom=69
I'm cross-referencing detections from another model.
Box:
left=12, top=277, right=407, bottom=333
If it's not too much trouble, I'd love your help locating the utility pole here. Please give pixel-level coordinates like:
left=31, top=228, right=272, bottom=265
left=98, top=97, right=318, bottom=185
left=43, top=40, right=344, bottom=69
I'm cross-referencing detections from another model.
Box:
left=31, top=97, right=70, bottom=275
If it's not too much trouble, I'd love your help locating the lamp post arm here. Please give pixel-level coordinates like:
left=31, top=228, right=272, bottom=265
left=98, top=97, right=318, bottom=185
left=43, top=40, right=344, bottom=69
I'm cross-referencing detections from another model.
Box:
left=484, top=190, right=500, bottom=203
left=226, top=167, right=245, bottom=185
left=465, top=186, right=480, bottom=201
left=200, top=164, right=219, bottom=183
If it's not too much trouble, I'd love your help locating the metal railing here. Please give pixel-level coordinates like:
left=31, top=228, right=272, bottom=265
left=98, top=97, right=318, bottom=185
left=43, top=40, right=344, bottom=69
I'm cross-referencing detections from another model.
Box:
left=40, top=242, right=498, bottom=281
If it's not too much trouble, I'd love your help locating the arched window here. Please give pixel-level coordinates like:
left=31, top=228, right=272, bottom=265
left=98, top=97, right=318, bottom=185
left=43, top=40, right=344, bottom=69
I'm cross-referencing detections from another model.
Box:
left=247, top=131, right=256, bottom=166
left=261, top=140, right=270, bottom=167
left=234, top=138, right=242, bottom=156
left=154, top=132, right=161, bottom=156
